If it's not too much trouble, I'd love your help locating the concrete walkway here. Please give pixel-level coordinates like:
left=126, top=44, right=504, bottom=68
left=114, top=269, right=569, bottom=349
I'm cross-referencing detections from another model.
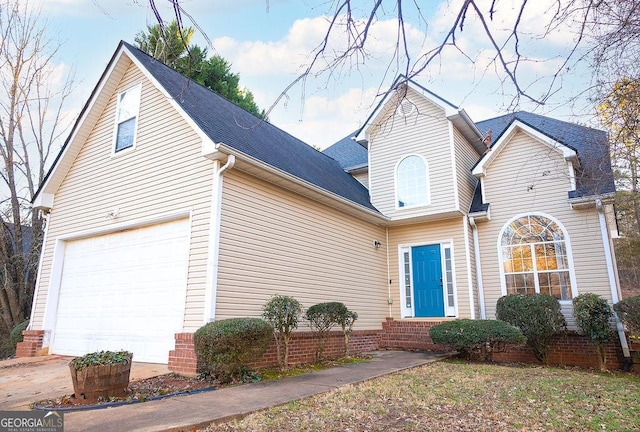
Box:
left=63, top=350, right=445, bottom=432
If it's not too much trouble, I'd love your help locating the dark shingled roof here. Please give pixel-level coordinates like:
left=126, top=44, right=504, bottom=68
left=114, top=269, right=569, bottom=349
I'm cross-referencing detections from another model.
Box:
left=123, top=42, right=377, bottom=212
left=476, top=111, right=615, bottom=199
left=469, top=182, right=488, bottom=214
left=323, top=132, right=368, bottom=170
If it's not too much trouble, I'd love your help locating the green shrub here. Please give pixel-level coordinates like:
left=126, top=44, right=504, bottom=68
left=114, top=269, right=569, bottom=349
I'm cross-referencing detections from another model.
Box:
left=305, top=302, right=348, bottom=362
left=69, top=350, right=132, bottom=371
left=194, top=317, right=273, bottom=383
left=10, top=320, right=29, bottom=347
left=573, top=293, right=614, bottom=370
left=429, top=319, right=526, bottom=361
left=496, top=293, right=566, bottom=364
left=262, top=295, right=302, bottom=370
left=613, top=295, right=640, bottom=335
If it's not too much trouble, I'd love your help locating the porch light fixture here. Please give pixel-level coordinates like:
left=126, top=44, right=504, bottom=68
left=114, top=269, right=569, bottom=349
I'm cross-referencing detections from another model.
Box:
left=374, top=240, right=382, bottom=249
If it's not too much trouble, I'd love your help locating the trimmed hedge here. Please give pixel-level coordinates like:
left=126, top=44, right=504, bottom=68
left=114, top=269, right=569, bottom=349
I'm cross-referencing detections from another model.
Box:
left=305, top=302, right=356, bottom=361
left=262, top=295, right=302, bottom=370
left=573, top=293, right=613, bottom=369
left=496, top=293, right=566, bottom=364
left=614, top=295, right=640, bottom=335
left=194, top=318, right=273, bottom=383
left=429, top=319, right=526, bottom=361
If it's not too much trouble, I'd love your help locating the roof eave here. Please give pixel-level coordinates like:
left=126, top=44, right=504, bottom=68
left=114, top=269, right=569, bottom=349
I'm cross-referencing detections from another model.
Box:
left=568, top=192, right=615, bottom=209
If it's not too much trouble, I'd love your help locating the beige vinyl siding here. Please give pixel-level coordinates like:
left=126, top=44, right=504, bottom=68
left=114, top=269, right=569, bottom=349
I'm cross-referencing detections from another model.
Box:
left=476, top=130, right=612, bottom=319
left=387, top=217, right=473, bottom=319
left=32, top=63, right=214, bottom=332
left=368, top=87, right=456, bottom=219
left=454, top=127, right=481, bottom=212
left=216, top=170, right=389, bottom=330
left=352, top=171, right=369, bottom=188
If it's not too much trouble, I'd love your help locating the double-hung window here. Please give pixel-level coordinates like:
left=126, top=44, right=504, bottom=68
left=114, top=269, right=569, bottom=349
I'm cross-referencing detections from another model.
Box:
left=114, top=84, right=141, bottom=153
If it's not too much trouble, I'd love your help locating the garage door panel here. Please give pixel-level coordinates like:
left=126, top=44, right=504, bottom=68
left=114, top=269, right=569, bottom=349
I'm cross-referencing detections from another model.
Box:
left=52, top=219, right=190, bottom=364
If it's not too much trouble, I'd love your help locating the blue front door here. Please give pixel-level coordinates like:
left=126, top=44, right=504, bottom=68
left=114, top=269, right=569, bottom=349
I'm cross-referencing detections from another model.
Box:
left=412, top=244, right=444, bottom=317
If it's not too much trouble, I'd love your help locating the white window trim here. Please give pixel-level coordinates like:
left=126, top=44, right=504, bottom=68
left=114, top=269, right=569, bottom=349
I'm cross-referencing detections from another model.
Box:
left=112, top=83, right=142, bottom=156
left=398, top=240, right=457, bottom=318
left=394, top=154, right=431, bottom=210
left=496, top=212, right=578, bottom=303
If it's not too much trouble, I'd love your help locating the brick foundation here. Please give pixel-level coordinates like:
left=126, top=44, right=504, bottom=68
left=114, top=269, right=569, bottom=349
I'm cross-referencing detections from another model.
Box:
left=492, top=332, right=628, bottom=370
left=380, top=317, right=447, bottom=351
left=168, top=329, right=381, bottom=376
left=249, top=329, right=381, bottom=369
left=168, top=318, right=634, bottom=376
left=168, top=333, right=199, bottom=376
left=15, top=330, right=45, bottom=358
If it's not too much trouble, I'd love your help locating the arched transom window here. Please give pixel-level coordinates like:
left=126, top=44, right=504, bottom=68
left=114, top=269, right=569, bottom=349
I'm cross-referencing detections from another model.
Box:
left=396, top=155, right=428, bottom=208
left=500, top=215, right=572, bottom=300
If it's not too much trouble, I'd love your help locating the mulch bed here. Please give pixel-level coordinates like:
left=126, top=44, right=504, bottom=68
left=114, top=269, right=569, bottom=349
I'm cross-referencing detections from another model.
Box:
left=33, top=373, right=215, bottom=410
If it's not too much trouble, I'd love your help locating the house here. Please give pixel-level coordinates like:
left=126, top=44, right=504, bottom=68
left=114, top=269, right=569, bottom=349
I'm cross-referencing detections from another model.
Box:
left=18, top=42, right=629, bottom=371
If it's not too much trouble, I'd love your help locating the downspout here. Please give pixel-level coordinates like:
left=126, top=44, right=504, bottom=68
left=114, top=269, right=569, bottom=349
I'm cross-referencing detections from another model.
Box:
left=469, top=216, right=487, bottom=319
left=203, top=154, right=236, bottom=323
left=596, top=198, right=630, bottom=358
left=27, top=211, right=51, bottom=331
left=386, top=226, right=392, bottom=317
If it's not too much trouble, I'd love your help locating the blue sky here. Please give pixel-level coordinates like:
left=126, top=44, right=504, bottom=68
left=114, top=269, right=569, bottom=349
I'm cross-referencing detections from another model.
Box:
left=34, top=0, right=597, bottom=148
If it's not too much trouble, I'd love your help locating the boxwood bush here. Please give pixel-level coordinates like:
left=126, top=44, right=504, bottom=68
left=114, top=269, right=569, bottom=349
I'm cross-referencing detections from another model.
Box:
left=194, top=317, right=273, bottom=383
left=429, top=319, right=526, bottom=361
left=613, top=294, right=640, bottom=335
left=496, top=293, right=566, bottom=364
left=573, top=293, right=613, bottom=370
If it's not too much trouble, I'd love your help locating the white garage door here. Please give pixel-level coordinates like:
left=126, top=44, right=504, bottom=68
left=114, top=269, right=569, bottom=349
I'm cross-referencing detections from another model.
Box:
left=51, top=219, right=190, bottom=364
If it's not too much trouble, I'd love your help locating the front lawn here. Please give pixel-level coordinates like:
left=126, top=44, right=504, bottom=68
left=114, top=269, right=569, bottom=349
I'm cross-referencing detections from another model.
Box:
left=206, top=360, right=640, bottom=431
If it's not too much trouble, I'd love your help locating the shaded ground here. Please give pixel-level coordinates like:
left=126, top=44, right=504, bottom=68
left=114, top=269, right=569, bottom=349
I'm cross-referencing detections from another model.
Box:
left=33, top=356, right=369, bottom=409
left=34, top=373, right=213, bottom=408
left=205, top=360, right=640, bottom=432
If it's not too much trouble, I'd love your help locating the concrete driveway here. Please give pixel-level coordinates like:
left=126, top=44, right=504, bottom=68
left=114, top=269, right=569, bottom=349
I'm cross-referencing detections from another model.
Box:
left=0, top=355, right=168, bottom=410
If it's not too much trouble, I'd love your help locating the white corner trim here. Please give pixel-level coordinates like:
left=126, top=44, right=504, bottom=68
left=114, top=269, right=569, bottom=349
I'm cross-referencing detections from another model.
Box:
left=462, top=216, right=476, bottom=319
left=27, top=212, right=51, bottom=331
left=568, top=160, right=576, bottom=191
left=448, top=121, right=460, bottom=212
left=596, top=199, right=630, bottom=357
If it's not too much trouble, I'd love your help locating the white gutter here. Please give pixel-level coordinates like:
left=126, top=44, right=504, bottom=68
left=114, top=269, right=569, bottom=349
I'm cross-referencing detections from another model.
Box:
left=469, top=216, right=487, bottom=319
left=27, top=212, right=51, bottom=330
left=596, top=198, right=630, bottom=358
left=203, top=154, right=236, bottom=323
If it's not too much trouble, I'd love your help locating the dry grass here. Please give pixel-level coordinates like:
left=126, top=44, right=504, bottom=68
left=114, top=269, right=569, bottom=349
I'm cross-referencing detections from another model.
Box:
left=205, top=360, right=640, bottom=432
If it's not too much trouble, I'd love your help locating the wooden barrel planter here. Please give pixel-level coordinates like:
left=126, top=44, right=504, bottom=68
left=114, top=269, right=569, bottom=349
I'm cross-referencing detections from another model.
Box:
left=69, top=351, right=132, bottom=403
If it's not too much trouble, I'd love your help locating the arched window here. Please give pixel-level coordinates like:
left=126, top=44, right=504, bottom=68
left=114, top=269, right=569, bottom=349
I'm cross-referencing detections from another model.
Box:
left=396, top=155, right=428, bottom=208
left=500, top=215, right=573, bottom=300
